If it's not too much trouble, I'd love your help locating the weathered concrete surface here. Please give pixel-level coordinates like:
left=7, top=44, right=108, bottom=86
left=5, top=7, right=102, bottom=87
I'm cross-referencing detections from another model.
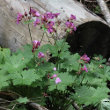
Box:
left=0, top=0, right=105, bottom=51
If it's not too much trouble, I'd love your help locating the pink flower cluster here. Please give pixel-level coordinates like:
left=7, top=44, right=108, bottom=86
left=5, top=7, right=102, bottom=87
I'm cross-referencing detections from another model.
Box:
left=16, top=8, right=77, bottom=34
left=41, top=12, right=60, bottom=33
left=77, top=54, right=90, bottom=74
left=51, top=74, right=61, bottom=84
left=80, top=54, right=90, bottom=63
left=65, top=14, right=77, bottom=33
left=16, top=7, right=41, bottom=25
left=48, top=67, right=61, bottom=84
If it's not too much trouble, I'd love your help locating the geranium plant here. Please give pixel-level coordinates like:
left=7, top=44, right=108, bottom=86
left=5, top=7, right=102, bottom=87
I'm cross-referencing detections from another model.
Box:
left=0, top=8, right=110, bottom=110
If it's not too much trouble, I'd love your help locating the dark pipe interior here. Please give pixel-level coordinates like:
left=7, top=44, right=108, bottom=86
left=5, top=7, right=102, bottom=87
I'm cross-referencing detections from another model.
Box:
left=66, top=21, right=110, bottom=59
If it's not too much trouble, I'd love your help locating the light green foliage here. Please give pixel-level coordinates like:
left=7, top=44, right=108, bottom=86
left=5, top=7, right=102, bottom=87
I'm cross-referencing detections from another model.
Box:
left=60, top=53, right=80, bottom=72
left=48, top=39, right=70, bottom=57
left=3, top=54, right=27, bottom=73
left=0, top=47, right=11, bottom=64
left=49, top=72, right=76, bottom=91
left=10, top=69, right=39, bottom=86
left=16, top=97, right=29, bottom=104
left=0, top=40, right=110, bottom=110
left=0, top=72, right=9, bottom=89
left=73, top=86, right=109, bottom=106
left=15, top=44, right=33, bottom=60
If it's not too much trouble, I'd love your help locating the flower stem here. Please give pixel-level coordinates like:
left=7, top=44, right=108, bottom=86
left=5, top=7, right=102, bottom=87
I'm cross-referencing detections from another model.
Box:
left=28, top=24, right=32, bottom=43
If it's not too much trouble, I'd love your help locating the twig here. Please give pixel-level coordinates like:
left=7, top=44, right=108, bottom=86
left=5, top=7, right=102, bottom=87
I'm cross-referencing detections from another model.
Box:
left=96, top=0, right=110, bottom=25
left=85, top=0, right=110, bottom=3
left=40, top=32, right=45, bottom=44
left=45, top=32, right=52, bottom=44
left=0, top=107, right=10, bottom=110
left=72, top=102, right=80, bottom=110
left=11, top=104, right=17, bottom=110
left=28, top=102, right=48, bottom=110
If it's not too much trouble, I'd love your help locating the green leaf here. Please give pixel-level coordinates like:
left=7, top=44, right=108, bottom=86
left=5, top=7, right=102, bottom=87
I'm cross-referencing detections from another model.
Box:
left=24, top=19, right=34, bottom=24
left=67, top=105, right=75, bottom=110
left=0, top=72, right=9, bottom=90
left=42, top=25, right=47, bottom=32
left=16, top=97, right=29, bottom=104
left=15, top=44, right=33, bottom=60
left=0, top=48, right=11, bottom=63
left=60, top=53, right=80, bottom=72
left=73, top=86, right=109, bottom=106
left=49, top=72, right=76, bottom=91
left=3, top=54, right=27, bottom=73
left=11, top=69, right=39, bottom=86
left=47, top=39, right=70, bottom=57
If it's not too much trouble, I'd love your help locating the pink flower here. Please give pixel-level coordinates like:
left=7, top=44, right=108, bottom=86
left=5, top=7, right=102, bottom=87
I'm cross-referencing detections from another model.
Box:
left=73, top=26, right=77, bottom=31
left=38, top=52, right=45, bottom=59
left=48, top=27, right=54, bottom=33
left=47, top=21, right=55, bottom=33
left=81, top=65, right=88, bottom=72
left=50, top=74, right=57, bottom=79
left=48, top=21, right=55, bottom=27
left=29, top=8, right=36, bottom=16
left=53, top=67, right=56, bottom=71
left=65, top=21, right=75, bottom=29
left=43, top=12, right=60, bottom=19
left=33, top=40, right=40, bottom=49
left=54, top=13, right=60, bottom=18
left=34, top=18, right=40, bottom=26
left=55, top=77, right=61, bottom=84
left=65, top=21, right=70, bottom=28
left=70, top=14, right=76, bottom=20
left=80, top=54, right=90, bottom=63
left=41, top=15, right=48, bottom=23
left=29, top=8, right=40, bottom=17
left=53, top=74, right=57, bottom=78
left=35, top=11, right=40, bottom=17
left=46, top=12, right=54, bottom=19
left=16, top=13, right=23, bottom=24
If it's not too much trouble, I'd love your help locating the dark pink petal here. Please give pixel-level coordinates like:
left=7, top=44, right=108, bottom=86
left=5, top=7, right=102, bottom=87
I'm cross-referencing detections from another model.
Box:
left=33, top=40, right=40, bottom=49
left=73, top=26, right=77, bottom=31
left=65, top=21, right=70, bottom=27
left=50, top=74, right=57, bottom=79
left=48, top=28, right=54, bottom=33
left=34, top=18, right=40, bottom=26
left=16, top=13, right=23, bottom=24
left=70, top=14, right=76, bottom=20
left=47, top=21, right=55, bottom=29
left=80, top=54, right=90, bottom=63
left=46, top=12, right=54, bottom=19
left=41, top=15, right=48, bottom=22
left=81, top=65, right=88, bottom=72
left=54, top=13, right=60, bottom=18
left=38, top=52, right=45, bottom=59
